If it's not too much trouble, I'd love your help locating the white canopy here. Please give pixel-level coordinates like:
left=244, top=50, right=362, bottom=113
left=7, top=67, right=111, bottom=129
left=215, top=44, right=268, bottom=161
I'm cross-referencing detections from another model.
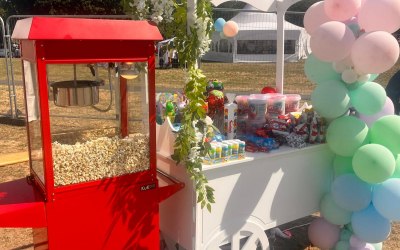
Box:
left=211, top=0, right=276, bottom=12
left=203, top=5, right=310, bottom=63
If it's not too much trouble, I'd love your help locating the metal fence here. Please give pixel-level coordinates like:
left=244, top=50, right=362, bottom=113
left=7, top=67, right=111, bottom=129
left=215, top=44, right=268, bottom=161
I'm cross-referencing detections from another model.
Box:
left=0, top=16, right=19, bottom=119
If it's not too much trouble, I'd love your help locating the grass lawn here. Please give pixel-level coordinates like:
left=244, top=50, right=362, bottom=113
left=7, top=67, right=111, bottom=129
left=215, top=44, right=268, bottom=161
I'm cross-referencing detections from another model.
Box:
left=155, top=60, right=399, bottom=98
left=2, top=58, right=398, bottom=98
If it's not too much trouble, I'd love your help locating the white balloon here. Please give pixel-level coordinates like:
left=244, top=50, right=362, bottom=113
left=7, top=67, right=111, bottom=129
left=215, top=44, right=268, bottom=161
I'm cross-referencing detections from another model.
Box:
left=342, top=69, right=358, bottom=84
left=357, top=74, right=370, bottom=83
left=333, top=56, right=354, bottom=73
left=333, top=61, right=348, bottom=73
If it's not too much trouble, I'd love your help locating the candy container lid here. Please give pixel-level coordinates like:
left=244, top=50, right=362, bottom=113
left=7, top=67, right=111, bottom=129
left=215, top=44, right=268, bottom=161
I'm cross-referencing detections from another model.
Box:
left=285, top=94, right=301, bottom=100
left=249, top=94, right=268, bottom=100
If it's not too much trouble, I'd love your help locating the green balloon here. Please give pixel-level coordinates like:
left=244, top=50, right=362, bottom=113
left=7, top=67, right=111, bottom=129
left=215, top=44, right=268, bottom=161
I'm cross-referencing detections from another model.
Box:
left=353, top=144, right=395, bottom=184
left=335, top=241, right=350, bottom=250
left=320, top=193, right=352, bottom=225
left=349, top=81, right=386, bottom=115
left=326, top=116, right=369, bottom=156
left=370, top=73, right=379, bottom=82
left=346, top=81, right=365, bottom=91
left=370, top=115, right=400, bottom=156
left=372, top=242, right=383, bottom=250
left=340, top=228, right=352, bottom=241
left=392, top=155, right=400, bottom=178
left=311, top=80, right=351, bottom=119
left=345, top=223, right=353, bottom=233
left=333, top=155, right=354, bottom=177
left=347, top=74, right=380, bottom=91
left=304, top=54, right=341, bottom=84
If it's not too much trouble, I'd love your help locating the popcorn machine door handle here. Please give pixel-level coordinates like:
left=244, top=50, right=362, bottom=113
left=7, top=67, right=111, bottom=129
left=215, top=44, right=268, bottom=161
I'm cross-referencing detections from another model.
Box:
left=157, top=169, right=185, bottom=203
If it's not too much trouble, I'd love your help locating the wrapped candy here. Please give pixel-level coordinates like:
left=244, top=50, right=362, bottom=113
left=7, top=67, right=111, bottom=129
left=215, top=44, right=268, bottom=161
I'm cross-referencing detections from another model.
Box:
left=165, top=101, right=176, bottom=123
left=235, top=95, right=249, bottom=137
left=206, top=79, right=224, bottom=92
left=309, top=116, right=319, bottom=144
left=293, top=123, right=309, bottom=139
left=285, top=133, right=307, bottom=148
left=269, top=117, right=290, bottom=135
left=156, top=92, right=186, bottom=125
left=317, top=117, right=326, bottom=143
left=207, top=90, right=225, bottom=132
left=244, top=135, right=279, bottom=152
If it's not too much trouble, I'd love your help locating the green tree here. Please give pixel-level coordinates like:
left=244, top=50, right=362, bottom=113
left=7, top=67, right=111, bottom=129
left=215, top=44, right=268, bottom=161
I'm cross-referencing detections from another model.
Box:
left=287, top=0, right=319, bottom=27
left=33, top=0, right=124, bottom=15
left=0, top=0, right=35, bottom=19
left=288, top=0, right=319, bottom=12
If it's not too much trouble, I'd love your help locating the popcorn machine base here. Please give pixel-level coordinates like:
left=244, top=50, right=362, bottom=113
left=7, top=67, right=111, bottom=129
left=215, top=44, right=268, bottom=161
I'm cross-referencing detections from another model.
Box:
left=0, top=172, right=183, bottom=249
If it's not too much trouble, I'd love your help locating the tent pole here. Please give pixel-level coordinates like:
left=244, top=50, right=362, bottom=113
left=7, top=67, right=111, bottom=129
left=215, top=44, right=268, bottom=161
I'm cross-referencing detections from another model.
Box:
left=275, top=0, right=302, bottom=94
left=276, top=10, right=285, bottom=94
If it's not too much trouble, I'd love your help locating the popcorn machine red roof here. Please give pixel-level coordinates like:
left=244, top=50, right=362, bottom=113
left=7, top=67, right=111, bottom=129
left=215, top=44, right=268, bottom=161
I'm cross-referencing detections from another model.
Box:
left=0, top=17, right=183, bottom=249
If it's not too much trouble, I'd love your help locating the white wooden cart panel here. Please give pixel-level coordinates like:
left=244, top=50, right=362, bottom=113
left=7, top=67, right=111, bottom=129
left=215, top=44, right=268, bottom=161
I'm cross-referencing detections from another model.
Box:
left=158, top=144, right=334, bottom=250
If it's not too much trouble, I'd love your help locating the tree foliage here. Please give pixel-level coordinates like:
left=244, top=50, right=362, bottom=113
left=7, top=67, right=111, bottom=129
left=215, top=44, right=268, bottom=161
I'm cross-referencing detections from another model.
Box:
left=34, top=0, right=124, bottom=15
left=288, top=0, right=320, bottom=12
left=0, top=0, right=124, bottom=18
left=0, top=0, right=35, bottom=18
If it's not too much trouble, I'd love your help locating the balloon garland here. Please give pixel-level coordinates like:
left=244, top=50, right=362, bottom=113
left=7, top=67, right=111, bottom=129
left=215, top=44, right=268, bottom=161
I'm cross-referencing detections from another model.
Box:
left=304, top=0, right=400, bottom=248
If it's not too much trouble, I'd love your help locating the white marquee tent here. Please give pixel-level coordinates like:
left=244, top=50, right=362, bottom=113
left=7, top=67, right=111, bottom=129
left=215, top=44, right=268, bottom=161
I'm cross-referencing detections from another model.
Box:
left=203, top=5, right=310, bottom=63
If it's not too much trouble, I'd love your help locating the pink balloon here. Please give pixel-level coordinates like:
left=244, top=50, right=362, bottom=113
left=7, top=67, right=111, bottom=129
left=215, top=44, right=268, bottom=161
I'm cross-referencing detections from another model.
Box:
left=324, top=0, right=362, bottom=21
left=358, top=97, right=395, bottom=127
left=358, top=0, right=400, bottom=33
left=351, top=243, right=375, bottom=250
left=310, top=21, right=356, bottom=62
left=351, top=31, right=400, bottom=74
left=308, top=218, right=340, bottom=249
left=350, top=235, right=367, bottom=248
left=304, top=1, right=331, bottom=34
left=223, top=21, right=239, bottom=37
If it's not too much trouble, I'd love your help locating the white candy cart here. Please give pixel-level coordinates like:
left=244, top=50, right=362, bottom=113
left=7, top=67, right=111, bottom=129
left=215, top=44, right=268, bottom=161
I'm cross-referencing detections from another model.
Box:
left=156, top=121, right=334, bottom=250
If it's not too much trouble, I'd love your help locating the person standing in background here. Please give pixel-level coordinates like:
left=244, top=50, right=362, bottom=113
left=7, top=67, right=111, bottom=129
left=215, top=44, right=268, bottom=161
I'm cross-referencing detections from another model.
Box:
left=159, top=48, right=165, bottom=68
left=171, top=48, right=178, bottom=68
left=168, top=47, right=174, bottom=67
left=386, top=70, right=400, bottom=115
left=163, top=48, right=170, bottom=68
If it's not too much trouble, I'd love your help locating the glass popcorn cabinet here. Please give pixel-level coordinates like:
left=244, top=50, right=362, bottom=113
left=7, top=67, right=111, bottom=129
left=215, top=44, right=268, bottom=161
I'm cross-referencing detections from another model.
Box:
left=0, top=17, right=183, bottom=249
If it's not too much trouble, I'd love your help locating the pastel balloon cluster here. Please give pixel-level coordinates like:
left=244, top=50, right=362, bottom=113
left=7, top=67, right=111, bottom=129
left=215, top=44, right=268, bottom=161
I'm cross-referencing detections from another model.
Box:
left=305, top=0, right=400, bottom=88
left=214, top=18, right=239, bottom=38
left=304, top=0, right=400, bottom=249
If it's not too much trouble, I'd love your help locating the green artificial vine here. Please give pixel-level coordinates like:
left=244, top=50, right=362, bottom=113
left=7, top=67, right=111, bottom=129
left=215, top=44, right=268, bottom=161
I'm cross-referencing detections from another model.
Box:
left=171, top=67, right=216, bottom=212
left=126, top=0, right=216, bottom=211
left=172, top=0, right=216, bottom=212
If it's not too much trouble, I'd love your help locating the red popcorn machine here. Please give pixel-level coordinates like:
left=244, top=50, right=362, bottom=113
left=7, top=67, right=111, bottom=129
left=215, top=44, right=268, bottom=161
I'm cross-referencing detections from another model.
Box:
left=0, top=17, right=183, bottom=249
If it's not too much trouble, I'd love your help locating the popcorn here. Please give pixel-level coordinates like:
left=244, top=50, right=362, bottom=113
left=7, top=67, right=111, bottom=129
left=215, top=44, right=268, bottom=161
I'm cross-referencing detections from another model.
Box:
left=52, top=134, right=149, bottom=186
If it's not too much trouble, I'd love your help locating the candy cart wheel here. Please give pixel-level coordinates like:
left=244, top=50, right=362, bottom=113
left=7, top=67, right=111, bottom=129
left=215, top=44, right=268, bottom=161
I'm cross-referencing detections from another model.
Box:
left=205, top=220, right=270, bottom=250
